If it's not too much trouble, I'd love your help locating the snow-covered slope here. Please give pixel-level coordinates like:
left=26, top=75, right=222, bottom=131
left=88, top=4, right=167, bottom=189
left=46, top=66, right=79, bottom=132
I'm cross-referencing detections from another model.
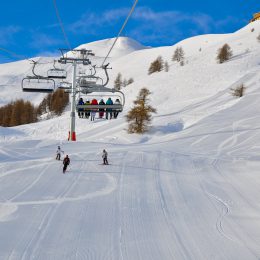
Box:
left=1, top=22, right=260, bottom=259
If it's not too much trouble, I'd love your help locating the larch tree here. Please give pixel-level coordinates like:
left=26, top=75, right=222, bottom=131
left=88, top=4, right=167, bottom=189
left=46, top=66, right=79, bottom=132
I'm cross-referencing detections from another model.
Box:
left=172, top=47, right=185, bottom=63
left=114, top=73, right=123, bottom=90
left=148, top=56, right=164, bottom=75
left=126, top=88, right=157, bottom=134
left=216, top=43, right=233, bottom=64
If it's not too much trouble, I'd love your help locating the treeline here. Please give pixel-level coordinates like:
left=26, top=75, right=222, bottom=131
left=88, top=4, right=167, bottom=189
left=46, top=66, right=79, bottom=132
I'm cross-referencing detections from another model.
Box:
left=37, top=89, right=69, bottom=116
left=0, top=99, right=37, bottom=127
left=0, top=89, right=69, bottom=127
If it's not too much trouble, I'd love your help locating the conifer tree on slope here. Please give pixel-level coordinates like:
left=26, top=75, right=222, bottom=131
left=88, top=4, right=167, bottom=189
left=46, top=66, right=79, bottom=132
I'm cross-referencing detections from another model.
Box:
left=216, top=43, right=233, bottom=64
left=172, top=47, right=185, bottom=63
left=148, top=56, right=164, bottom=75
left=126, top=88, right=157, bottom=134
left=114, top=73, right=123, bottom=90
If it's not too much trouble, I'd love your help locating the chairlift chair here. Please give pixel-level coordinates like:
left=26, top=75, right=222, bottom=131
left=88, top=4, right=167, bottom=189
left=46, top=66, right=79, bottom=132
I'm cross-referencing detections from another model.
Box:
left=76, top=87, right=125, bottom=114
left=47, top=69, right=67, bottom=79
left=47, top=60, right=67, bottom=79
left=78, top=75, right=101, bottom=88
left=21, top=61, right=55, bottom=93
left=58, top=81, right=72, bottom=90
left=22, top=77, right=55, bottom=93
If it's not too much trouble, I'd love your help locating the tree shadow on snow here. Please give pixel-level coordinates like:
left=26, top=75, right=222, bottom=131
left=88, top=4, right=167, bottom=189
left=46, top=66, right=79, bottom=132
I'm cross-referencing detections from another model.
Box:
left=151, top=120, right=184, bottom=135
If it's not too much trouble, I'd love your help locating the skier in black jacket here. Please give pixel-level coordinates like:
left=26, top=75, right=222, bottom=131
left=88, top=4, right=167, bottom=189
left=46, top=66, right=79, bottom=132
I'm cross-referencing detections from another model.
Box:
left=63, top=155, right=70, bottom=173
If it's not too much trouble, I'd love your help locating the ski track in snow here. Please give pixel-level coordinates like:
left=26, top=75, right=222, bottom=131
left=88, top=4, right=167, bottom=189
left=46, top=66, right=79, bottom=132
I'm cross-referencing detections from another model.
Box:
left=211, top=160, right=260, bottom=259
left=154, top=152, right=191, bottom=259
left=0, top=152, right=117, bottom=208
left=3, top=152, right=119, bottom=260
left=0, top=145, right=260, bottom=259
left=0, top=172, right=116, bottom=206
left=190, top=156, right=260, bottom=259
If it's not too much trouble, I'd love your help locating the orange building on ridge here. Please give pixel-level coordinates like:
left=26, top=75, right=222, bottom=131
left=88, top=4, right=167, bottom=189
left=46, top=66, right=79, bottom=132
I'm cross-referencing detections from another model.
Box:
left=250, top=12, right=260, bottom=23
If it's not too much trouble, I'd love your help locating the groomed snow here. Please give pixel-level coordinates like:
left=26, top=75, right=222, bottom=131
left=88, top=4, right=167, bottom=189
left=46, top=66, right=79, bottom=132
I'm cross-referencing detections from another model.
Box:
left=1, top=22, right=260, bottom=259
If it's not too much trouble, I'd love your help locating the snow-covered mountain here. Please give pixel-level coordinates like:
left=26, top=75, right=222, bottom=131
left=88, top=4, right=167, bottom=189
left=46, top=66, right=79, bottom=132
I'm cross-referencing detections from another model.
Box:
left=0, top=37, right=148, bottom=106
left=76, top=36, right=149, bottom=58
left=1, top=22, right=260, bottom=259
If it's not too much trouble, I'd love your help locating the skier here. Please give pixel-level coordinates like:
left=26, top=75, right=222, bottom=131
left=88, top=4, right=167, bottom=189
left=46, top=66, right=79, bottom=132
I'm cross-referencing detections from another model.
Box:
left=102, top=149, right=108, bottom=165
left=63, top=155, right=70, bottom=173
left=56, top=146, right=64, bottom=160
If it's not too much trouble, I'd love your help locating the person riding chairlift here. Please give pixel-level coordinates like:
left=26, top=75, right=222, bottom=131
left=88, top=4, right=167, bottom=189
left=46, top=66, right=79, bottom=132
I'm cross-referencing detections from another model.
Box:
left=105, top=97, right=113, bottom=120
left=77, top=98, right=84, bottom=118
left=113, top=98, right=121, bottom=119
left=84, top=99, right=90, bottom=119
left=99, top=99, right=105, bottom=119
left=90, top=98, right=98, bottom=121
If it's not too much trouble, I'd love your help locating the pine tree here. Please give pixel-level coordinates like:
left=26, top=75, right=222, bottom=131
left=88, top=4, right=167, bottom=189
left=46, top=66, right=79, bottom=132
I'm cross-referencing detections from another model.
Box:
left=114, top=73, right=123, bottom=90
left=148, top=56, right=164, bottom=75
left=126, top=88, right=157, bottom=134
left=216, top=43, right=233, bottom=64
left=172, top=47, right=185, bottom=63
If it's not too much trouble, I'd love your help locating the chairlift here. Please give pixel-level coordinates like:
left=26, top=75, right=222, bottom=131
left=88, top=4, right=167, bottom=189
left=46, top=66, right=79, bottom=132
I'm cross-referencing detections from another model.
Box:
left=76, top=64, right=125, bottom=114
left=22, top=77, right=55, bottom=93
left=76, top=88, right=125, bottom=113
left=47, top=60, right=67, bottom=79
left=78, top=75, right=101, bottom=88
left=58, top=81, right=72, bottom=90
left=21, top=62, right=55, bottom=93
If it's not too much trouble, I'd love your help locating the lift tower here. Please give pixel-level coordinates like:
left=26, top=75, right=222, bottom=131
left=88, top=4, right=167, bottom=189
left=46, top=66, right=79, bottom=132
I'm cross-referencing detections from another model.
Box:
left=58, top=49, right=94, bottom=141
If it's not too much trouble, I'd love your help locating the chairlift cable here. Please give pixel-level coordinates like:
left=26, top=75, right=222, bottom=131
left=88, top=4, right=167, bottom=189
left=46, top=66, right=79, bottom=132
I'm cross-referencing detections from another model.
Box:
left=0, top=47, right=34, bottom=63
left=52, top=0, right=72, bottom=50
left=0, top=47, right=55, bottom=65
left=101, top=0, right=138, bottom=66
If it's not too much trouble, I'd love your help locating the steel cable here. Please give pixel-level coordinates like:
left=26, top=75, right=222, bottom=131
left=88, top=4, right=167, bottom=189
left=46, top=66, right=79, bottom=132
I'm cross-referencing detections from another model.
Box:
left=52, top=0, right=72, bottom=50
left=101, top=0, right=138, bottom=66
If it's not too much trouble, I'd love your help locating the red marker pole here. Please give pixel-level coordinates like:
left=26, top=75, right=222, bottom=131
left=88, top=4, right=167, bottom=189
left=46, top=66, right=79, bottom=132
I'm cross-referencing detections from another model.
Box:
left=69, top=60, right=77, bottom=141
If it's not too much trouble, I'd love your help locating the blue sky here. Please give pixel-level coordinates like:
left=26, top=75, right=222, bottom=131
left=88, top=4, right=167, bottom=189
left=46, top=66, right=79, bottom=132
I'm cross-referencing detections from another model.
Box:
left=0, top=0, right=259, bottom=62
